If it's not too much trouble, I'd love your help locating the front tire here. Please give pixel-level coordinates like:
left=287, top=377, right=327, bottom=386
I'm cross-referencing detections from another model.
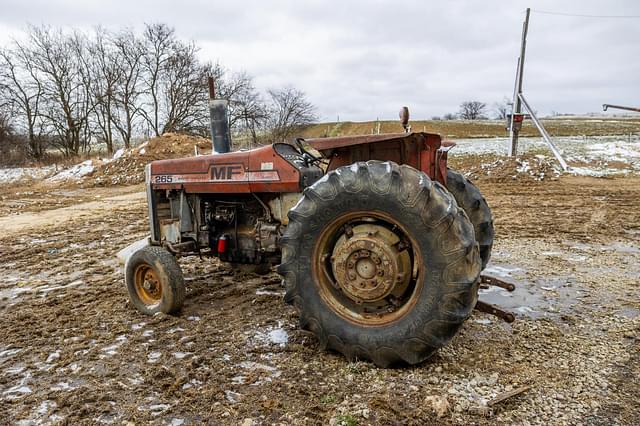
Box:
left=278, top=161, right=481, bottom=367
left=125, top=246, right=185, bottom=315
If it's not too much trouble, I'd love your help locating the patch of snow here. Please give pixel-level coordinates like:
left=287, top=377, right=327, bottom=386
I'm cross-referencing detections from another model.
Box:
left=148, top=351, right=161, bottom=363
left=225, top=390, right=243, bottom=403
left=3, top=371, right=32, bottom=399
left=131, top=322, right=146, bottom=331
left=250, top=321, right=289, bottom=348
left=48, top=160, right=95, bottom=181
left=50, top=382, right=76, bottom=391
left=113, top=148, right=125, bottom=160
left=5, top=365, right=26, bottom=375
left=0, top=166, right=56, bottom=183
left=570, top=166, right=629, bottom=177
left=181, top=378, right=202, bottom=390
left=37, top=279, right=84, bottom=294
left=256, top=288, right=285, bottom=296
left=231, top=375, right=246, bottom=384
left=173, top=351, right=193, bottom=359
left=268, top=328, right=288, bottom=345
left=187, top=316, right=200, bottom=321
left=149, top=404, right=170, bottom=415
left=46, top=351, right=60, bottom=363
left=167, top=327, right=185, bottom=334
left=101, top=335, right=128, bottom=356
left=0, top=348, right=22, bottom=360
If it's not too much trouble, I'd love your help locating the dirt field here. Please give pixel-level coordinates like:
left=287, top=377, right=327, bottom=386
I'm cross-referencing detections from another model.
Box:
left=1, top=171, right=639, bottom=424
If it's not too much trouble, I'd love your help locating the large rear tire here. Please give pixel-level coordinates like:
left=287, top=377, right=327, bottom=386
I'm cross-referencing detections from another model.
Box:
left=446, top=169, right=494, bottom=270
left=125, top=246, right=185, bottom=315
left=278, top=161, right=481, bottom=367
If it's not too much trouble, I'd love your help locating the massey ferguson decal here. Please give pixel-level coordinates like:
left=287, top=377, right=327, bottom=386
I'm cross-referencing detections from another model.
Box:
left=211, top=164, right=244, bottom=180
left=153, top=163, right=279, bottom=184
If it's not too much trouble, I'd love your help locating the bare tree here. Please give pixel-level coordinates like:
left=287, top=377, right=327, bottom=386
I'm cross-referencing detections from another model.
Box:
left=0, top=44, right=45, bottom=159
left=140, top=23, right=175, bottom=137
left=443, top=113, right=457, bottom=120
left=493, top=96, right=511, bottom=120
left=265, top=86, right=316, bottom=142
left=86, top=28, right=121, bottom=154
left=458, top=101, right=487, bottom=120
left=234, top=81, right=267, bottom=145
left=28, top=26, right=93, bottom=156
left=159, top=42, right=209, bottom=134
left=0, top=23, right=317, bottom=157
left=0, top=103, right=14, bottom=159
left=111, top=29, right=144, bottom=148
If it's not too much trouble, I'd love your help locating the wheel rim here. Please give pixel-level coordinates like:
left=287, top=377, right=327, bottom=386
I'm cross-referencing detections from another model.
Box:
left=133, top=264, right=163, bottom=306
left=312, top=210, right=424, bottom=326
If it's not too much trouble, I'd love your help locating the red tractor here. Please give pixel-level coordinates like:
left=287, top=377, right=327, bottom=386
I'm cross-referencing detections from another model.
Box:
left=124, top=103, right=494, bottom=367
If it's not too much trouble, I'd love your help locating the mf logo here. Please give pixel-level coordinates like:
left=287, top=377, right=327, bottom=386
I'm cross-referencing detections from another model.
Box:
left=210, top=164, right=245, bottom=180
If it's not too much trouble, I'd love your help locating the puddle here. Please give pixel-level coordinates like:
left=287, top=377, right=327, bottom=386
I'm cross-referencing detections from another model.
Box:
left=617, top=307, right=640, bottom=319
left=480, top=262, right=580, bottom=319
left=480, top=276, right=580, bottom=319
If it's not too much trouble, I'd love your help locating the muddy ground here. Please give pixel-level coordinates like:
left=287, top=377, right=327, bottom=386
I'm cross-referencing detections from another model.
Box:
left=0, top=174, right=639, bottom=425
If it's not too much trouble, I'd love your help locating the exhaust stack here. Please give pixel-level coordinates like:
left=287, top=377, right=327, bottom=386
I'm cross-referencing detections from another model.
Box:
left=208, top=76, right=231, bottom=154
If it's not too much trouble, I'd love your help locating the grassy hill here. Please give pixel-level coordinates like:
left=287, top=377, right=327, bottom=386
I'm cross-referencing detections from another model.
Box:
left=298, top=117, right=640, bottom=139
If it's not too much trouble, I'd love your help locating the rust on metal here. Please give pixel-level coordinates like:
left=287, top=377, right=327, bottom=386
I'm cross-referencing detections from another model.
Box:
left=306, top=133, right=421, bottom=151
left=331, top=223, right=410, bottom=303
left=307, top=132, right=448, bottom=186
left=475, top=300, right=516, bottom=323
left=312, top=211, right=422, bottom=326
left=487, top=385, right=531, bottom=407
left=134, top=265, right=162, bottom=305
left=480, top=274, right=516, bottom=292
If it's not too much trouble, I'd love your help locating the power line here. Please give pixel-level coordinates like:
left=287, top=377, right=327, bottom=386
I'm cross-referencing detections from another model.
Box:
left=531, top=10, right=640, bottom=19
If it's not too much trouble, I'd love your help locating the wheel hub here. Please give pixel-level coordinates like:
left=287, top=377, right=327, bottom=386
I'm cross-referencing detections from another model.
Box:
left=134, top=266, right=162, bottom=305
left=331, top=225, right=408, bottom=303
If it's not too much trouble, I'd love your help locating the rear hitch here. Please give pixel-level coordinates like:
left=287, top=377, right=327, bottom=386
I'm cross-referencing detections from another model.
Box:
left=475, top=274, right=516, bottom=323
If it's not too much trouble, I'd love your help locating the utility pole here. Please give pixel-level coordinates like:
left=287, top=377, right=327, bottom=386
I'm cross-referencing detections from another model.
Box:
left=507, top=8, right=568, bottom=171
left=509, top=8, right=530, bottom=157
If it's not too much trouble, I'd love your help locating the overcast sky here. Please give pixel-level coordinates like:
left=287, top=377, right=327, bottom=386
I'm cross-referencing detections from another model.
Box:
left=0, top=0, right=638, bottom=121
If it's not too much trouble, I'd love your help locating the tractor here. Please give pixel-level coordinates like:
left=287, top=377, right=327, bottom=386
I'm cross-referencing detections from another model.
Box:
left=123, top=100, right=496, bottom=367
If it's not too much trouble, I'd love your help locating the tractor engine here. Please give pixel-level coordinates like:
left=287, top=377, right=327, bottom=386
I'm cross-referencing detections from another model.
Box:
left=202, top=195, right=281, bottom=265
left=152, top=189, right=287, bottom=267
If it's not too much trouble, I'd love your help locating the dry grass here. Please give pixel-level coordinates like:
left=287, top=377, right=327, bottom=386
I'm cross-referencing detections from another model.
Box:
left=299, top=117, right=640, bottom=139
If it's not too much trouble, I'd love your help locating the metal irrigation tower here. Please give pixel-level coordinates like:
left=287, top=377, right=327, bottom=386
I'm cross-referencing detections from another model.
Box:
left=508, top=8, right=569, bottom=171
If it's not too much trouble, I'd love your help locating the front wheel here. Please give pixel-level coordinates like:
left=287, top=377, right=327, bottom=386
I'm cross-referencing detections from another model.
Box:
left=278, top=161, right=481, bottom=367
left=125, top=246, right=185, bottom=315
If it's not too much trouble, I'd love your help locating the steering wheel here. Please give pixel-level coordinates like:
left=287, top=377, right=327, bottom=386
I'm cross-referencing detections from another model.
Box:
left=294, top=138, right=322, bottom=165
